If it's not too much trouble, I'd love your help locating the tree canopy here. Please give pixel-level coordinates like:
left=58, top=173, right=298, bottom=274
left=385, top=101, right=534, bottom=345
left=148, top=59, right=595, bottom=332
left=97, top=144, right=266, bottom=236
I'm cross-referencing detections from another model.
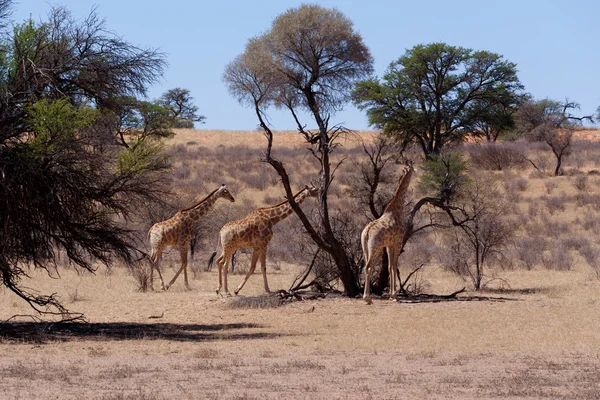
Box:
left=0, top=4, right=170, bottom=315
left=224, top=4, right=373, bottom=296
left=353, top=43, right=523, bottom=157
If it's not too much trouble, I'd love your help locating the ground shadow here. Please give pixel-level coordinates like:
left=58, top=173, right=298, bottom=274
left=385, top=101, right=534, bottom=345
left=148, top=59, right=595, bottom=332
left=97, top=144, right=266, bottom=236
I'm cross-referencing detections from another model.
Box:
left=0, top=321, right=283, bottom=344
left=393, top=292, right=519, bottom=304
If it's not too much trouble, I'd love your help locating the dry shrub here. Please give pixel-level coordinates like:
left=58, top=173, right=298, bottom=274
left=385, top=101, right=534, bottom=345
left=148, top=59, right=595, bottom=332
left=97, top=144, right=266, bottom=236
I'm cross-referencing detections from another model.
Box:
left=129, top=261, right=152, bottom=292
left=572, top=175, right=589, bottom=192
left=541, top=244, right=574, bottom=270
left=544, top=180, right=558, bottom=194
left=467, top=142, right=526, bottom=171
left=173, top=165, right=191, bottom=181
left=514, top=237, right=548, bottom=270
left=581, top=216, right=600, bottom=235
left=575, top=193, right=600, bottom=210
left=561, top=235, right=590, bottom=251
left=238, top=170, right=271, bottom=190
left=579, top=244, right=600, bottom=278
left=542, top=194, right=568, bottom=214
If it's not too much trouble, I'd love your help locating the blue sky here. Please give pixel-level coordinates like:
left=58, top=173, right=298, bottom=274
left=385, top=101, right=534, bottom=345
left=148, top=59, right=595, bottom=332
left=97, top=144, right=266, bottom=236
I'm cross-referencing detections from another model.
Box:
left=13, top=0, right=600, bottom=130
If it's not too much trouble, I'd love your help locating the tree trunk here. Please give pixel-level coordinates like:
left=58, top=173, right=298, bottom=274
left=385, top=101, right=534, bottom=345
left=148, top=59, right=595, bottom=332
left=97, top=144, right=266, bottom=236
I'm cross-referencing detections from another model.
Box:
left=329, top=239, right=361, bottom=296
left=554, top=154, right=562, bottom=176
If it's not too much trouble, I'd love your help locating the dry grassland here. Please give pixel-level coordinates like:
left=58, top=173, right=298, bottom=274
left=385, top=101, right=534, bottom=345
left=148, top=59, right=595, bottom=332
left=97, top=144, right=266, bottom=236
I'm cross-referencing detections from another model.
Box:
left=2, top=129, right=600, bottom=399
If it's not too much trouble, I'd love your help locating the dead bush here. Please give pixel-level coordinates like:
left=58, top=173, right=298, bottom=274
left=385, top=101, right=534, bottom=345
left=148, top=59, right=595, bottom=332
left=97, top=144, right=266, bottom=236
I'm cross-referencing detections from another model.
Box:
left=541, top=244, right=574, bottom=270
left=514, top=237, right=548, bottom=270
left=561, top=235, right=590, bottom=251
left=542, top=194, right=568, bottom=214
left=579, top=244, right=600, bottom=278
left=572, top=175, right=589, bottom=192
left=466, top=142, right=526, bottom=171
left=129, top=261, right=152, bottom=292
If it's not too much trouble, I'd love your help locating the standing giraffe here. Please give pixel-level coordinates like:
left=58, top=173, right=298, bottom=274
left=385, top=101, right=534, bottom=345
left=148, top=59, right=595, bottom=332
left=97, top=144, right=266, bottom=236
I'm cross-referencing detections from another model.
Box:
left=215, top=185, right=318, bottom=296
left=148, top=184, right=235, bottom=291
left=361, top=164, right=414, bottom=304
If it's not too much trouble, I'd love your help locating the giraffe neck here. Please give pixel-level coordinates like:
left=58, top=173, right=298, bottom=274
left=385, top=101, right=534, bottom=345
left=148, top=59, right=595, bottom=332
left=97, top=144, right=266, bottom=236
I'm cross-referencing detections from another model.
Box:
left=384, top=169, right=413, bottom=217
left=265, top=189, right=310, bottom=226
left=183, top=190, right=221, bottom=223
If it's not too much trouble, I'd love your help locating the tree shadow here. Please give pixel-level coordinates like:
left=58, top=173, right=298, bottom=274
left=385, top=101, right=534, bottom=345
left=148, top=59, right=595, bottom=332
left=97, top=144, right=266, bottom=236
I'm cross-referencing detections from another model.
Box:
left=394, top=292, right=519, bottom=304
left=0, top=321, right=283, bottom=344
left=479, top=287, right=556, bottom=296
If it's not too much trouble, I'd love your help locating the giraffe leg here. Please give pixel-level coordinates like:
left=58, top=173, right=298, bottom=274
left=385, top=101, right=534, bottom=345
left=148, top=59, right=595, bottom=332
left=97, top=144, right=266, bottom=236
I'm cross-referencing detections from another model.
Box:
left=234, top=249, right=259, bottom=295
left=217, top=248, right=234, bottom=296
left=387, top=246, right=398, bottom=300
left=363, top=247, right=382, bottom=304
left=150, top=249, right=166, bottom=291
left=259, top=249, right=271, bottom=294
left=215, top=253, right=224, bottom=295
left=165, top=245, right=189, bottom=290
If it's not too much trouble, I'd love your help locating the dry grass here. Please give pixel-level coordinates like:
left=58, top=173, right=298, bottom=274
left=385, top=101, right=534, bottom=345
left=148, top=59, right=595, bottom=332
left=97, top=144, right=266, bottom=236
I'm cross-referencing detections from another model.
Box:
left=2, top=128, right=600, bottom=399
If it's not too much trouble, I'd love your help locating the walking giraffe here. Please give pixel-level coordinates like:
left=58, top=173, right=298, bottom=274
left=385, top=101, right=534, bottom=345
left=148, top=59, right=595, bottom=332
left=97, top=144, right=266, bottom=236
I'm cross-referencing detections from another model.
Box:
left=148, top=184, right=235, bottom=290
left=361, top=164, right=414, bottom=304
left=215, top=185, right=318, bottom=296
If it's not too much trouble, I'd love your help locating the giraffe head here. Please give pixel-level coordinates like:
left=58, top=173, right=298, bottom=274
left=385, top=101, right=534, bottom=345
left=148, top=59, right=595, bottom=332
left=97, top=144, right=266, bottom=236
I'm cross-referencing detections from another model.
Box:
left=216, top=184, right=235, bottom=203
left=305, top=184, right=319, bottom=198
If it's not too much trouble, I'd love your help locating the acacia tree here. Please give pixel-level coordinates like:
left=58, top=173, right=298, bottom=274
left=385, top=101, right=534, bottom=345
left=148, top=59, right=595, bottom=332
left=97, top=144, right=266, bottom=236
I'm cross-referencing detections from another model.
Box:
left=0, top=5, right=169, bottom=316
left=516, top=98, right=593, bottom=176
left=223, top=4, right=373, bottom=296
left=352, top=43, right=523, bottom=158
left=157, top=88, right=205, bottom=128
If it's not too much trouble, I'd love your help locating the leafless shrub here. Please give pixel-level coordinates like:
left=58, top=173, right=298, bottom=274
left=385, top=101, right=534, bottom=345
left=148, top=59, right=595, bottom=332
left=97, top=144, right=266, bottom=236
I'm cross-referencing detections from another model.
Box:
left=527, top=201, right=540, bottom=219
left=503, top=178, right=522, bottom=203
left=574, top=193, right=600, bottom=210
left=129, top=260, right=152, bottom=292
left=561, top=235, right=590, bottom=251
left=514, top=237, right=548, bottom=270
left=542, top=194, right=567, bottom=214
left=582, top=215, right=600, bottom=233
left=516, top=177, right=528, bottom=192
left=466, top=142, right=526, bottom=171
left=541, top=244, right=574, bottom=270
left=579, top=244, right=600, bottom=278
left=238, top=170, right=271, bottom=190
left=572, top=175, right=589, bottom=191
left=544, top=180, right=558, bottom=194
left=173, top=165, right=191, bottom=181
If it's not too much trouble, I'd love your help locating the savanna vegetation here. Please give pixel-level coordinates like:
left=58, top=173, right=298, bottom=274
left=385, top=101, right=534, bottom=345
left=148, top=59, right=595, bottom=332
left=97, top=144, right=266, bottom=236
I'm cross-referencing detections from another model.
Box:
left=2, top=2, right=600, bottom=398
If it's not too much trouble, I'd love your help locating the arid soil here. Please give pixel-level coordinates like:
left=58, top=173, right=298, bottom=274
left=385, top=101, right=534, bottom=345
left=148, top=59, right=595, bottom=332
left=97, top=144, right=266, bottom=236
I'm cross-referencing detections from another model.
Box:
left=2, top=128, right=600, bottom=399
left=1, top=264, right=600, bottom=399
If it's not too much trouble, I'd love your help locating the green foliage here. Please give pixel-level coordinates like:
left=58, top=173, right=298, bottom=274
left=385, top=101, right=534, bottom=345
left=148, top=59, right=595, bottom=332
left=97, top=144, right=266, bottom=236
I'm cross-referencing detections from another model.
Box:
left=353, top=43, right=523, bottom=157
left=117, top=138, right=169, bottom=176
left=157, top=88, right=205, bottom=128
left=25, top=98, right=97, bottom=155
left=0, top=4, right=170, bottom=315
left=419, top=153, right=470, bottom=204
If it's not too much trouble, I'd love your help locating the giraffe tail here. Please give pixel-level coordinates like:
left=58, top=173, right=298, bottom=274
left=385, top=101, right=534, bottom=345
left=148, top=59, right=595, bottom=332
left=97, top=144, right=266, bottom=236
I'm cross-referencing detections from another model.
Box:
left=207, top=231, right=223, bottom=271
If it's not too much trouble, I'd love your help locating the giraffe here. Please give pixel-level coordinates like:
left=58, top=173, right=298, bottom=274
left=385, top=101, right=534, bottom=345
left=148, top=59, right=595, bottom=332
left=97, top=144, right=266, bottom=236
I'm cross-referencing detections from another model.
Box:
left=215, top=185, right=318, bottom=296
left=148, top=184, right=235, bottom=291
left=361, top=164, right=414, bottom=304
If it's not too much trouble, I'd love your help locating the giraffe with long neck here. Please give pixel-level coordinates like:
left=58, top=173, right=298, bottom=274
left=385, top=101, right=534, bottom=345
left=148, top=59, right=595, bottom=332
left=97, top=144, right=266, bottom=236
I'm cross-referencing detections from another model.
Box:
left=361, top=164, right=414, bottom=304
left=215, top=185, right=318, bottom=296
left=148, top=184, right=235, bottom=290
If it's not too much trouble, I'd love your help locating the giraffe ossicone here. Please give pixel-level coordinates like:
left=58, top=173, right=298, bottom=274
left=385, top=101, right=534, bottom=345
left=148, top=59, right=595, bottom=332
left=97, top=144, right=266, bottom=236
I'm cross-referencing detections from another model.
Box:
left=361, top=164, right=413, bottom=304
left=215, top=185, right=318, bottom=297
left=148, top=184, right=235, bottom=291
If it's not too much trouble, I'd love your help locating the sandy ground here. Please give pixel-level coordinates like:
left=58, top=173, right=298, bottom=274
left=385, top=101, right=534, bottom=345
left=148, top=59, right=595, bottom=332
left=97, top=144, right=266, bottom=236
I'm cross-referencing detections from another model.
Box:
left=1, top=263, right=600, bottom=400
left=3, top=128, right=600, bottom=399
